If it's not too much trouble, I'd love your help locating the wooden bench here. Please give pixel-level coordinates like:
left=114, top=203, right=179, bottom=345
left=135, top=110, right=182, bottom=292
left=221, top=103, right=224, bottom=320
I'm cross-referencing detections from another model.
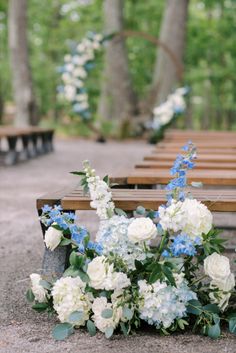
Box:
left=37, top=187, right=236, bottom=276
left=0, top=126, right=54, bottom=165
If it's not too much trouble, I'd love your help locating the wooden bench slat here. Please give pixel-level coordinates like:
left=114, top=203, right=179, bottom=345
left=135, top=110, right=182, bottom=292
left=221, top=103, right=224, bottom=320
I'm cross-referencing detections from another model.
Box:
left=144, top=154, right=236, bottom=163
left=136, top=161, right=236, bottom=170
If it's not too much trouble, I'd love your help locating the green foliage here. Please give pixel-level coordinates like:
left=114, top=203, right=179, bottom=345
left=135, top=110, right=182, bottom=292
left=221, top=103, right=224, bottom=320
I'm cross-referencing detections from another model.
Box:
left=52, top=323, right=74, bottom=341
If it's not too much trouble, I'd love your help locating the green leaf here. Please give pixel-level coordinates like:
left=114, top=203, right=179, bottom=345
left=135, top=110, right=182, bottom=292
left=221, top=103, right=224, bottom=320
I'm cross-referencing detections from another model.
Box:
left=120, top=322, right=128, bottom=336
left=32, top=302, right=48, bottom=312
left=149, top=263, right=162, bottom=284
left=123, top=307, right=133, bottom=320
left=70, top=171, right=86, bottom=176
left=63, top=266, right=80, bottom=278
left=191, top=182, right=203, bottom=188
left=114, top=208, right=127, bottom=217
left=101, top=308, right=113, bottom=319
left=39, top=279, right=52, bottom=290
left=77, top=270, right=90, bottom=283
left=207, top=323, right=221, bottom=339
left=134, top=259, right=143, bottom=271
left=68, top=311, right=84, bottom=323
left=177, top=319, right=189, bottom=330
left=105, top=326, right=114, bottom=339
left=60, top=238, right=72, bottom=246
left=69, top=252, right=84, bottom=268
left=103, top=175, right=109, bottom=184
left=135, top=206, right=146, bottom=215
left=203, top=304, right=220, bottom=314
left=52, top=323, right=74, bottom=341
left=186, top=300, right=203, bottom=315
left=87, top=320, right=96, bottom=336
left=161, top=265, right=176, bottom=286
left=229, top=317, right=236, bottom=334
left=26, top=289, right=35, bottom=302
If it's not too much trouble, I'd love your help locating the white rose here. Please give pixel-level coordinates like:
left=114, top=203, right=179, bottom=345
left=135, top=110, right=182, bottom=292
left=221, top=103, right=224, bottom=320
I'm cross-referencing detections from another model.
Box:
left=30, top=273, right=48, bottom=303
left=204, top=252, right=231, bottom=282
left=44, top=225, right=63, bottom=251
left=87, top=256, right=109, bottom=289
left=209, top=273, right=235, bottom=311
left=127, top=217, right=157, bottom=243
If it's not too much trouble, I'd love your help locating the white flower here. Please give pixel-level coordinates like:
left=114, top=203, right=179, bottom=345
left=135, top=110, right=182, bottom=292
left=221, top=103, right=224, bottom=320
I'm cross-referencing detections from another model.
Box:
left=87, top=255, right=130, bottom=291
left=138, top=276, right=197, bottom=328
left=204, top=252, right=231, bottom=282
left=44, top=226, right=62, bottom=251
left=158, top=198, right=212, bottom=240
left=96, top=215, right=148, bottom=270
left=87, top=256, right=109, bottom=289
left=209, top=273, right=235, bottom=311
left=92, top=297, right=122, bottom=333
left=180, top=199, right=212, bottom=239
left=127, top=217, right=157, bottom=243
left=30, top=273, right=48, bottom=303
left=52, top=276, right=91, bottom=326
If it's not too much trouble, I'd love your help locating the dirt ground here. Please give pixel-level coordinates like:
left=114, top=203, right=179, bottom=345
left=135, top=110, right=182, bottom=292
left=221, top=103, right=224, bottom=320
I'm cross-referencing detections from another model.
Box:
left=0, top=138, right=235, bottom=353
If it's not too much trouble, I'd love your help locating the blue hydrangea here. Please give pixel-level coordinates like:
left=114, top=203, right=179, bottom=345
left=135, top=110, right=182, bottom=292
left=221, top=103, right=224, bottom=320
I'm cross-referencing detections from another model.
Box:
left=41, top=204, right=52, bottom=213
left=170, top=233, right=197, bottom=257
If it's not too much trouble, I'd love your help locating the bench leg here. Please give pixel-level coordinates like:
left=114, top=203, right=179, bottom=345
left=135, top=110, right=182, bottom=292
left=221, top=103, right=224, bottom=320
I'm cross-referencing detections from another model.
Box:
left=5, top=136, right=18, bottom=165
left=19, top=135, right=30, bottom=161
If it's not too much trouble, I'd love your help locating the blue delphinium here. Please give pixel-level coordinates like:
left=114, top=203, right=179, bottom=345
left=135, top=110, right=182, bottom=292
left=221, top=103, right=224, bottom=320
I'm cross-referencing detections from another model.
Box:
left=166, top=141, right=197, bottom=202
left=169, top=233, right=200, bottom=257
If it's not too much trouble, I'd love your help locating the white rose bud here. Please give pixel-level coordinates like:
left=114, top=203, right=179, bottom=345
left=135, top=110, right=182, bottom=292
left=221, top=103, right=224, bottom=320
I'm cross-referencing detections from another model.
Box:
left=204, top=252, right=231, bottom=282
left=30, top=273, right=48, bottom=303
left=44, top=226, right=63, bottom=251
left=127, top=217, right=157, bottom=243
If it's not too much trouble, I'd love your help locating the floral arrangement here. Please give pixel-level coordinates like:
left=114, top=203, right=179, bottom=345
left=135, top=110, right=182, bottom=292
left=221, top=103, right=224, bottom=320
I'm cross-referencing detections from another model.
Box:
left=147, top=87, right=188, bottom=143
left=58, top=32, right=106, bottom=121
left=27, top=142, right=236, bottom=341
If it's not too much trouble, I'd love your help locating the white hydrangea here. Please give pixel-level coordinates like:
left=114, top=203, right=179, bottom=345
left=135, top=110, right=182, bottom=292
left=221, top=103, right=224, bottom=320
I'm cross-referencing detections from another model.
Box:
left=158, top=198, right=213, bottom=239
left=30, top=273, right=48, bottom=303
left=87, top=255, right=130, bottom=291
left=52, top=276, right=91, bottom=326
left=96, top=215, right=149, bottom=270
left=138, top=274, right=197, bottom=329
left=92, top=297, right=123, bottom=333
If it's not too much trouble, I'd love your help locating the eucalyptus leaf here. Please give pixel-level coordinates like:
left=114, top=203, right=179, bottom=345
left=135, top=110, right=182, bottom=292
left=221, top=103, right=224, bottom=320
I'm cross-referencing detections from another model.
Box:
left=135, top=206, right=146, bottom=215
left=123, top=307, right=133, bottom=320
left=115, top=208, right=127, bottom=217
left=60, top=238, right=72, bottom=246
left=32, top=302, right=48, bottom=312
left=68, top=310, right=84, bottom=323
left=207, top=323, right=221, bottom=339
left=26, top=289, right=35, bottom=302
left=52, top=323, right=74, bottom=341
left=87, top=320, right=96, bottom=336
left=186, top=300, right=203, bottom=315
left=101, top=308, right=113, bottom=319
left=39, top=279, right=52, bottom=290
left=229, top=318, right=236, bottom=334
left=105, top=326, right=114, bottom=339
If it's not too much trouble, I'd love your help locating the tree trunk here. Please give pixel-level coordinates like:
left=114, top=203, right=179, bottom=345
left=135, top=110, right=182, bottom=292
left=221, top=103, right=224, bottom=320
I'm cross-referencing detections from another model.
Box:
left=148, top=0, right=189, bottom=108
left=8, top=0, right=38, bottom=126
left=98, top=0, right=137, bottom=122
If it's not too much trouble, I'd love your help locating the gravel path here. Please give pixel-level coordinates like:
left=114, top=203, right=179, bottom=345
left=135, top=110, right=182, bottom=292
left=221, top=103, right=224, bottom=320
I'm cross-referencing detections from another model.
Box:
left=0, top=138, right=235, bottom=353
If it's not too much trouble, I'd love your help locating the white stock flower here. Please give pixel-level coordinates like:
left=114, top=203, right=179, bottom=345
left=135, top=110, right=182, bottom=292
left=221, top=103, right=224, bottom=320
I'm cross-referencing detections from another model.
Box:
left=159, top=198, right=212, bottom=239
left=204, top=252, right=231, bottom=282
left=44, top=225, right=63, bottom=251
left=52, top=276, right=91, bottom=326
left=127, top=217, right=157, bottom=243
left=92, top=297, right=122, bottom=333
left=30, top=273, right=48, bottom=303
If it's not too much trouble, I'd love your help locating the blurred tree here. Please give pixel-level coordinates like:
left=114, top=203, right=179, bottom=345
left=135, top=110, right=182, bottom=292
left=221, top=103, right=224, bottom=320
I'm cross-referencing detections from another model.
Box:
left=149, top=0, right=189, bottom=106
left=97, top=0, right=137, bottom=122
left=8, top=0, right=38, bottom=126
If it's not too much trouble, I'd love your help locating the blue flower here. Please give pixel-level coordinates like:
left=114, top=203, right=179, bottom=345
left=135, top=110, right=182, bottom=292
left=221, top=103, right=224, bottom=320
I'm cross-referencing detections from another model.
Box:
left=162, top=250, right=171, bottom=258
left=94, top=243, right=103, bottom=255
left=166, top=176, right=186, bottom=191
left=170, top=233, right=197, bottom=257
left=42, top=204, right=52, bottom=213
